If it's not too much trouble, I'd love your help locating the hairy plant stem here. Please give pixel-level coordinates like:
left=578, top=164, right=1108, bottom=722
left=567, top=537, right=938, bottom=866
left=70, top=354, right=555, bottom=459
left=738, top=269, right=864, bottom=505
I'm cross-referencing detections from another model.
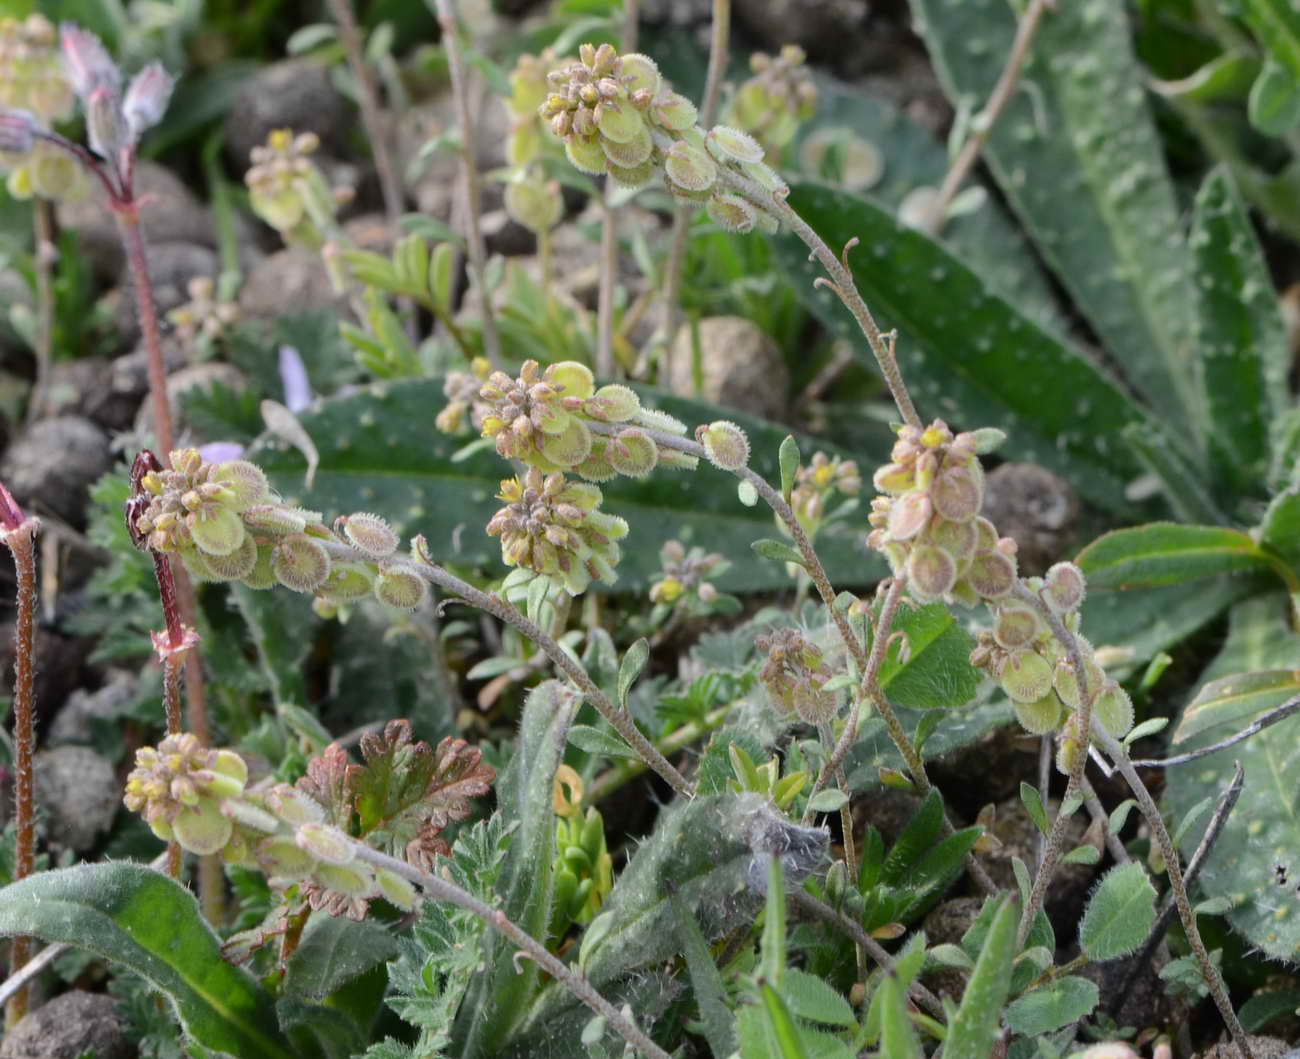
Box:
left=433, top=0, right=503, bottom=370
left=926, top=0, right=1051, bottom=235
left=586, top=702, right=731, bottom=803
left=318, top=539, right=692, bottom=796
left=150, top=551, right=187, bottom=880
left=1012, top=581, right=1094, bottom=947
left=349, top=842, right=673, bottom=1059
left=1094, top=727, right=1253, bottom=1059
left=2, top=508, right=38, bottom=1026
left=325, top=0, right=404, bottom=228
left=655, top=0, right=730, bottom=372
left=1109, top=761, right=1244, bottom=1017
left=1079, top=776, right=1128, bottom=865
left=26, top=199, right=56, bottom=426
left=789, top=890, right=945, bottom=1021
left=1130, top=692, right=1300, bottom=767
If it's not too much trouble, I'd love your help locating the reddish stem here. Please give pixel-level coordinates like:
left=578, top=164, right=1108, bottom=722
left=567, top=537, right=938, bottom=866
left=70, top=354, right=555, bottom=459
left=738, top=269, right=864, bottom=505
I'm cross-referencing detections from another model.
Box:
left=115, top=204, right=173, bottom=457
left=1, top=484, right=38, bottom=1024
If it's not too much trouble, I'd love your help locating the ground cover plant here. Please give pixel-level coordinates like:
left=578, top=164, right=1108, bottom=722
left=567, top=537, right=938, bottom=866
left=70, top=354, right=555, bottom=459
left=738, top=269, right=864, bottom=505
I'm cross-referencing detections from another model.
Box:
left=0, top=0, right=1297, bottom=1056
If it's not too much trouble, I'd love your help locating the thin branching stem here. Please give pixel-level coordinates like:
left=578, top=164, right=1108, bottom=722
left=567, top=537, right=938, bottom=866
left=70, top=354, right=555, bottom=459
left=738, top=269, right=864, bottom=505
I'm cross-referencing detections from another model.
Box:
left=2, top=507, right=38, bottom=1025
left=926, top=0, right=1051, bottom=234
left=1035, top=733, right=1052, bottom=869
left=586, top=702, right=731, bottom=803
left=349, top=842, right=673, bottom=1059
left=432, top=0, right=503, bottom=370
left=318, top=539, right=693, bottom=796
left=325, top=0, right=404, bottom=228
left=1094, top=727, right=1253, bottom=1059
left=1111, top=762, right=1244, bottom=1019
left=790, top=890, right=945, bottom=1020
left=1079, top=776, right=1128, bottom=865
left=1130, top=693, right=1300, bottom=768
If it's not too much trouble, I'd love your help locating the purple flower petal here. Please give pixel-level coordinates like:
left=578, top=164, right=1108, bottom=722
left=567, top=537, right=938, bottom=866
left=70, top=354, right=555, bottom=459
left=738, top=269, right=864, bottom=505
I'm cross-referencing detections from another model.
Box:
left=278, top=345, right=313, bottom=414
left=198, top=441, right=245, bottom=465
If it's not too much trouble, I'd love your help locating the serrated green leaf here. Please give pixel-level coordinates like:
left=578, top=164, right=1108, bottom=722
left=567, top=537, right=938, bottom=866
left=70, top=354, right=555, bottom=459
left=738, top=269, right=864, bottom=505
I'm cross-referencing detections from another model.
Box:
left=252, top=379, right=887, bottom=593
left=878, top=602, right=981, bottom=709
left=1079, top=862, right=1158, bottom=961
left=945, top=893, right=1016, bottom=1059
left=781, top=969, right=856, bottom=1028
left=1004, top=976, right=1099, bottom=1036
left=911, top=0, right=1199, bottom=426
left=774, top=184, right=1151, bottom=514
left=1191, top=167, right=1289, bottom=497
left=1077, top=523, right=1272, bottom=589
left=0, top=864, right=291, bottom=1058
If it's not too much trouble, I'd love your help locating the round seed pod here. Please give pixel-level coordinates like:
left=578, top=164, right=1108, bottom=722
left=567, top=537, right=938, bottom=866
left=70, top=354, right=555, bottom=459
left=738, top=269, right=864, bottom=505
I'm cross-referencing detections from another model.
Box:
left=243, top=544, right=278, bottom=589
left=665, top=141, right=718, bottom=193
left=697, top=421, right=750, bottom=471
left=540, top=417, right=593, bottom=468
left=907, top=543, right=957, bottom=601
left=565, top=135, right=607, bottom=174
left=575, top=440, right=618, bottom=482
left=202, top=533, right=258, bottom=581
left=706, top=124, right=765, bottom=163
left=999, top=649, right=1054, bottom=704
left=607, top=161, right=656, bottom=188
left=257, top=836, right=316, bottom=880
left=973, top=516, right=998, bottom=550
left=190, top=505, right=246, bottom=557
left=706, top=192, right=757, bottom=233
left=619, top=53, right=661, bottom=95
left=601, top=122, right=653, bottom=167
left=931, top=465, right=981, bottom=522
left=296, top=822, right=355, bottom=866
left=272, top=533, right=331, bottom=592
left=1052, top=652, right=1104, bottom=710
left=1055, top=714, right=1085, bottom=776
left=375, top=867, right=419, bottom=911
left=1043, top=562, right=1087, bottom=614
left=172, top=801, right=233, bottom=857
left=339, top=512, right=400, bottom=558
left=313, top=862, right=375, bottom=898
left=548, top=361, right=595, bottom=399
left=242, top=504, right=308, bottom=535
left=504, top=179, right=563, bottom=233
left=606, top=428, right=658, bottom=477
left=926, top=516, right=977, bottom=559
left=585, top=384, right=641, bottom=422
left=595, top=98, right=644, bottom=143
left=213, top=460, right=270, bottom=511
left=1094, top=680, right=1134, bottom=737
left=651, top=91, right=697, bottom=131
left=966, top=548, right=1016, bottom=598
left=320, top=562, right=375, bottom=602
left=374, top=566, right=429, bottom=610
left=1014, top=691, right=1064, bottom=734
left=886, top=490, right=932, bottom=541
left=993, top=604, right=1040, bottom=649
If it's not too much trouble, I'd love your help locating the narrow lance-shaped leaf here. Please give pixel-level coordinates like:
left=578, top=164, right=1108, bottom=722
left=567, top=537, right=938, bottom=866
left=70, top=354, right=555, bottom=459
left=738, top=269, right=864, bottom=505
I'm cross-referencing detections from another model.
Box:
left=945, top=893, right=1017, bottom=1059
left=1076, top=522, right=1274, bottom=589
left=0, top=864, right=293, bottom=1058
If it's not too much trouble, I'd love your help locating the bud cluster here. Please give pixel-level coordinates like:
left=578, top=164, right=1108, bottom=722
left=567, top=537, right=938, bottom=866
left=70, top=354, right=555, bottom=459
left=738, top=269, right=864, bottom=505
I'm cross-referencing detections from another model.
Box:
left=551, top=767, right=613, bottom=928
left=756, top=626, right=840, bottom=724
left=478, top=358, right=697, bottom=480
left=968, top=562, right=1132, bottom=771
left=539, top=44, right=786, bottom=234
left=123, top=733, right=250, bottom=855
left=0, top=16, right=82, bottom=201
left=128, top=448, right=429, bottom=613
left=648, top=539, right=726, bottom=607
left=790, top=451, right=861, bottom=537
left=435, top=357, right=493, bottom=436
left=486, top=467, right=628, bottom=594
left=868, top=420, right=1012, bottom=607
left=245, top=129, right=350, bottom=247
left=724, top=44, right=818, bottom=157
left=167, top=275, right=240, bottom=350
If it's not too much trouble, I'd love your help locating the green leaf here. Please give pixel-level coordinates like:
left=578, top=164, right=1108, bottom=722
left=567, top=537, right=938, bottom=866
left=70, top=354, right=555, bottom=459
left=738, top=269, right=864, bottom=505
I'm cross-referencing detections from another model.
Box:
left=279, top=995, right=368, bottom=1059
left=0, top=864, right=292, bottom=1058
left=1258, top=486, right=1300, bottom=571
left=1063, top=844, right=1102, bottom=866
left=806, top=789, right=850, bottom=814
left=672, top=895, right=738, bottom=1059
left=1174, top=667, right=1300, bottom=743
left=774, top=184, right=1152, bottom=514
left=617, top=638, right=648, bottom=711
left=1191, top=167, right=1289, bottom=497
left=751, top=539, right=808, bottom=569
left=253, top=379, right=887, bottom=593
left=945, top=893, right=1016, bottom=1059
left=1020, top=783, right=1050, bottom=836
left=778, top=435, right=799, bottom=501
left=454, top=680, right=577, bottom=1055
left=911, top=0, right=1199, bottom=426
left=1241, top=0, right=1300, bottom=84
left=284, top=914, right=398, bottom=1001
left=1249, top=58, right=1300, bottom=134
left=567, top=724, right=637, bottom=759
left=1153, top=51, right=1262, bottom=104
left=1079, top=862, right=1158, bottom=962
left=880, top=790, right=943, bottom=887
left=1004, top=976, right=1099, bottom=1036
left=759, top=982, right=810, bottom=1059
left=875, top=975, right=920, bottom=1059
left=878, top=602, right=981, bottom=709
left=1239, top=987, right=1300, bottom=1032
left=1077, top=523, right=1272, bottom=589
left=760, top=855, right=787, bottom=990
left=781, top=969, right=856, bottom=1028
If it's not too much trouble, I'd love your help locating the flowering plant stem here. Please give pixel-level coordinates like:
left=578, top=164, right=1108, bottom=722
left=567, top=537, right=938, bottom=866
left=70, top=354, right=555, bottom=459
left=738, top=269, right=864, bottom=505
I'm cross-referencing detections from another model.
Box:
left=348, top=841, right=673, bottom=1059
left=1, top=492, right=38, bottom=1025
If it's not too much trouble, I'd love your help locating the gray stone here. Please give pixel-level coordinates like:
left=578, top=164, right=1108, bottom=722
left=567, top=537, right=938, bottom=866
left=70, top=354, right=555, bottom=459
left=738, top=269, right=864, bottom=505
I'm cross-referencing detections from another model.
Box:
left=0, top=991, right=133, bottom=1059
left=239, top=248, right=350, bottom=323
left=224, top=60, right=353, bottom=171
left=0, top=415, right=111, bottom=526
left=669, top=316, right=789, bottom=421
left=37, top=348, right=168, bottom=433
left=0, top=626, right=92, bottom=748
left=981, top=462, right=1081, bottom=574
left=48, top=669, right=140, bottom=747
left=733, top=0, right=869, bottom=62
left=33, top=746, right=119, bottom=852
left=59, top=162, right=212, bottom=280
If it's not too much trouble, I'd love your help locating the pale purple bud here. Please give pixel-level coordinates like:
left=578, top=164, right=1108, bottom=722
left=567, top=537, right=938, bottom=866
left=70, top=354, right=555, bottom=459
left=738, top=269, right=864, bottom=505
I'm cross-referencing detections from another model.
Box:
left=122, top=61, right=174, bottom=142
left=278, top=345, right=313, bottom=412
left=0, top=108, right=41, bottom=155
left=198, top=441, right=246, bottom=465
left=0, top=480, right=26, bottom=532
left=59, top=23, right=120, bottom=102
